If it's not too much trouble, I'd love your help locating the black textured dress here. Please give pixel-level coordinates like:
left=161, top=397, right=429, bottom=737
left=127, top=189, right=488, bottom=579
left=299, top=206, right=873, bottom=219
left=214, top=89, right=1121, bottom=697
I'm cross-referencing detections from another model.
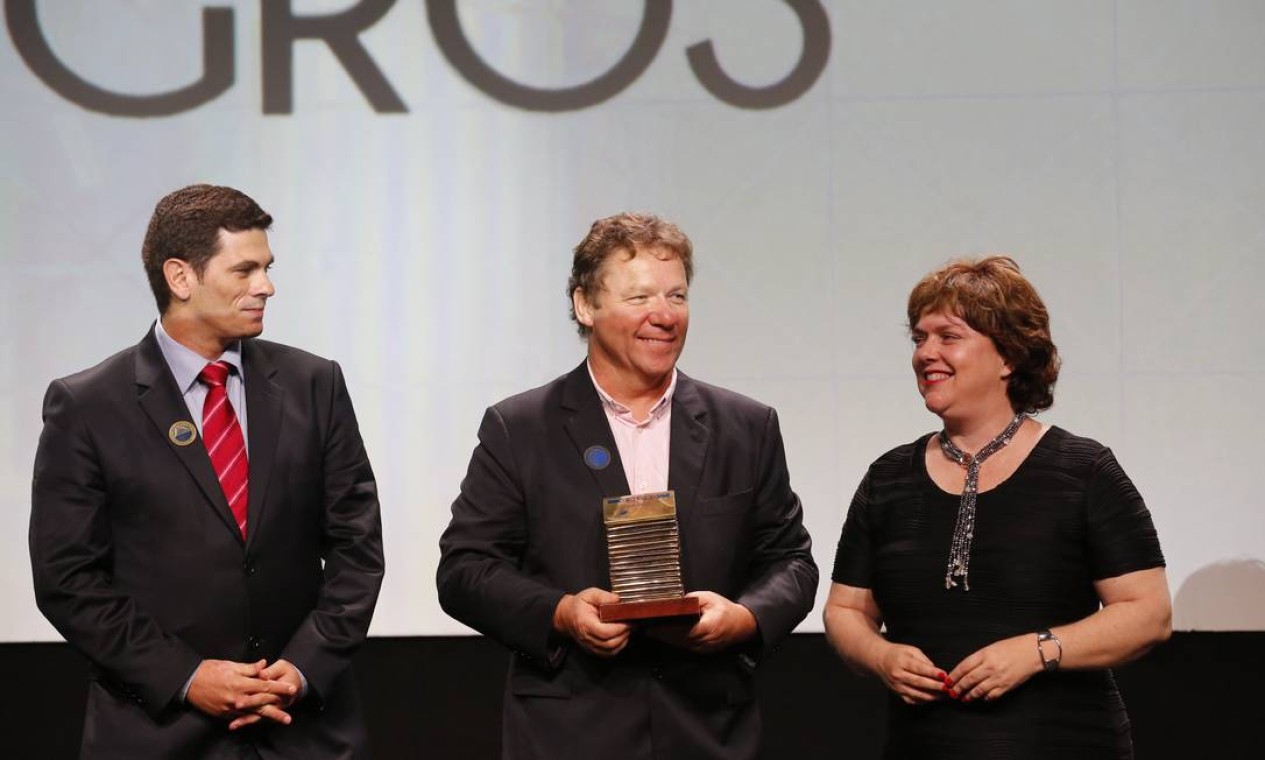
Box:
left=832, top=427, right=1165, bottom=759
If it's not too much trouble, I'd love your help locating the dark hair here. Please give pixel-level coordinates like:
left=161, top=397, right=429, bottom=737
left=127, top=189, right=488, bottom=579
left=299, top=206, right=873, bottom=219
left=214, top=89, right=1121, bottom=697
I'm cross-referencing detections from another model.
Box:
left=141, top=184, right=273, bottom=313
left=907, top=255, right=1061, bottom=414
left=567, top=212, right=693, bottom=338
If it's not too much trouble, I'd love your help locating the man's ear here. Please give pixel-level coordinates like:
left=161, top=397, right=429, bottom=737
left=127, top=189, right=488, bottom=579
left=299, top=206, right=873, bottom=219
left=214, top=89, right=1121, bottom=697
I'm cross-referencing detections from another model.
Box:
left=163, top=259, right=194, bottom=303
left=572, top=288, right=596, bottom=327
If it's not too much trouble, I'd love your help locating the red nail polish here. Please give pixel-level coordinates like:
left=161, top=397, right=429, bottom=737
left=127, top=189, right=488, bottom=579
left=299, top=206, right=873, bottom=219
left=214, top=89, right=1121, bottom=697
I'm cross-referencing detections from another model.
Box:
left=947, top=689, right=958, bottom=699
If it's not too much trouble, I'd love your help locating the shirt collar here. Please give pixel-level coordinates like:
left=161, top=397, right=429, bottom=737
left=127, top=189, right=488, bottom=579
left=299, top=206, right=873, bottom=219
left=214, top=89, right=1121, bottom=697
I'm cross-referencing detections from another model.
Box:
left=587, top=361, right=676, bottom=425
left=154, top=319, right=244, bottom=393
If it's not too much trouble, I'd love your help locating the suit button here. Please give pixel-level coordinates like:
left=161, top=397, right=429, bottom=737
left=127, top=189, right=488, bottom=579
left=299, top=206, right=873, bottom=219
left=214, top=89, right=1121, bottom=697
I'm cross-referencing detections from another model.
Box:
left=242, top=563, right=256, bottom=576
left=248, top=636, right=261, bottom=652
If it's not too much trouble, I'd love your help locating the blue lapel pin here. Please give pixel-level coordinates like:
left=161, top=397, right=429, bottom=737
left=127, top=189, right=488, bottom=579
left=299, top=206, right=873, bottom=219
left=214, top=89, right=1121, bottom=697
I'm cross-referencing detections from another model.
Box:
left=584, top=445, right=611, bottom=470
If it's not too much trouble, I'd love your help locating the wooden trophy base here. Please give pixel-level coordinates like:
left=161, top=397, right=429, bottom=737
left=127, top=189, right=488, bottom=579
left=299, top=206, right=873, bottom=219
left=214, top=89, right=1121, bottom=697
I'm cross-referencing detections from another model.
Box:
left=598, top=595, right=702, bottom=623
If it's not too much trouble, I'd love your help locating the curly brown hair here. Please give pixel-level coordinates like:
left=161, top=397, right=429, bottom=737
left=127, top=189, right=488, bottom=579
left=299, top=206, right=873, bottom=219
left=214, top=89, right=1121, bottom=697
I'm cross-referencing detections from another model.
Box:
left=141, top=184, right=273, bottom=313
left=907, top=255, right=1060, bottom=413
left=567, top=212, right=693, bottom=338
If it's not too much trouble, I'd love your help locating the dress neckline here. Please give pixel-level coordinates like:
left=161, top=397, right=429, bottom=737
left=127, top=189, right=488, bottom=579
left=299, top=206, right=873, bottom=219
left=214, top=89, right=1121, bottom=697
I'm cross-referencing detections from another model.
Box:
left=916, top=424, right=1061, bottom=499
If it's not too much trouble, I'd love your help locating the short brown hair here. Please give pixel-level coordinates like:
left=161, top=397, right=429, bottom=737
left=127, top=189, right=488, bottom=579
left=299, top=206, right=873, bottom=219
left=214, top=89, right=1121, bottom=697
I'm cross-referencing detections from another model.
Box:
left=141, top=184, right=273, bottom=313
left=907, top=255, right=1060, bottom=414
left=567, top=212, right=693, bottom=338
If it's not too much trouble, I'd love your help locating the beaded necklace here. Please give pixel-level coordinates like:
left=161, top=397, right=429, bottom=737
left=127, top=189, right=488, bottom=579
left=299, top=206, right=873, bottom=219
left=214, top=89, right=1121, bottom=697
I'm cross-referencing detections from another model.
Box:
left=937, top=412, right=1026, bottom=591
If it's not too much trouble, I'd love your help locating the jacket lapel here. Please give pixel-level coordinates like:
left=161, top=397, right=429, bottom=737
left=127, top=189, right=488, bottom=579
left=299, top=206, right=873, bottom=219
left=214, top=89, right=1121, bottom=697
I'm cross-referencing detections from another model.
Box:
left=668, top=372, right=710, bottom=588
left=561, top=364, right=629, bottom=588
left=134, top=326, right=242, bottom=542
left=561, top=363, right=630, bottom=498
left=242, top=340, right=282, bottom=551
left=667, top=371, right=709, bottom=512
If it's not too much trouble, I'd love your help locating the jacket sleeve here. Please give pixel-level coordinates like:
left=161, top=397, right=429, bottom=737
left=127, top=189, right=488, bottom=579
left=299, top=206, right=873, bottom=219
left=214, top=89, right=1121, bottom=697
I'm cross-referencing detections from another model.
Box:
left=734, top=407, right=819, bottom=659
left=278, top=361, right=385, bottom=699
left=30, top=379, right=202, bottom=719
left=436, top=406, right=566, bottom=666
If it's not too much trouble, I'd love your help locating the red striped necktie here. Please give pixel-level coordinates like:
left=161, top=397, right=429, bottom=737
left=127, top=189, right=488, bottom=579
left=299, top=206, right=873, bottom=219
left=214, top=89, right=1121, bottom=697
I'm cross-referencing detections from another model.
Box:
left=198, top=361, right=248, bottom=538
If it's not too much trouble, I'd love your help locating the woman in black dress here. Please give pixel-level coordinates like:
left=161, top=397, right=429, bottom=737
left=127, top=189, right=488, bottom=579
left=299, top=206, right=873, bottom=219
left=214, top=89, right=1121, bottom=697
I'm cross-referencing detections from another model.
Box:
left=824, top=256, right=1171, bottom=758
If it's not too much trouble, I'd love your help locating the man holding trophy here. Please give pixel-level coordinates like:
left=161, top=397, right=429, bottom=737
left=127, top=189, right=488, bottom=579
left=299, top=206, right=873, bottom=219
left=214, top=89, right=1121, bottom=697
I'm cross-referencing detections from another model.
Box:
left=437, top=213, right=817, bottom=760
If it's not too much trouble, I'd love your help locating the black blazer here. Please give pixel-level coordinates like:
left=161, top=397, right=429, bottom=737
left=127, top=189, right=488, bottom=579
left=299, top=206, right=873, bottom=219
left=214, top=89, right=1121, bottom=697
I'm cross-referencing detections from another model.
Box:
left=438, top=363, right=817, bottom=760
left=30, top=327, right=384, bottom=760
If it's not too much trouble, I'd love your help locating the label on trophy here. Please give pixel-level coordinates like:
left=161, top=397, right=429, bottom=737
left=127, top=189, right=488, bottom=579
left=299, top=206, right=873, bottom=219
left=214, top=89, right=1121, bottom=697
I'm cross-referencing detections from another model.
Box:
left=598, top=490, right=702, bottom=622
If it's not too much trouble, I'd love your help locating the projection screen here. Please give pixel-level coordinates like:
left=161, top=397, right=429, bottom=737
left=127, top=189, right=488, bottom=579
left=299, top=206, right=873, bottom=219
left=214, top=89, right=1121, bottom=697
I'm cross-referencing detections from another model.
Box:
left=2, top=1, right=1262, bottom=641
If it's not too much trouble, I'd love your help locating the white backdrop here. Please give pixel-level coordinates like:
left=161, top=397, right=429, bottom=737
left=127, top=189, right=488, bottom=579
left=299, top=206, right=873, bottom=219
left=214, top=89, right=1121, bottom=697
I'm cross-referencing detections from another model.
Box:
left=3, top=1, right=1263, bottom=641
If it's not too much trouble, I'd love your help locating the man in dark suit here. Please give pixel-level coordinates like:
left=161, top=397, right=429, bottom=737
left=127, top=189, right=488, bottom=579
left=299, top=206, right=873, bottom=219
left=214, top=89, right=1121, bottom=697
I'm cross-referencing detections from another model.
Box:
left=437, top=212, right=818, bottom=760
left=30, top=184, right=384, bottom=759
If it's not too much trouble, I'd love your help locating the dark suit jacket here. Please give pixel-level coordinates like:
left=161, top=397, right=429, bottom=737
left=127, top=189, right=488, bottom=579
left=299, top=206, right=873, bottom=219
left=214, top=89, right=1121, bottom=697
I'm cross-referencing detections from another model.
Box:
left=30, top=327, right=384, bottom=760
left=437, top=363, right=817, bottom=760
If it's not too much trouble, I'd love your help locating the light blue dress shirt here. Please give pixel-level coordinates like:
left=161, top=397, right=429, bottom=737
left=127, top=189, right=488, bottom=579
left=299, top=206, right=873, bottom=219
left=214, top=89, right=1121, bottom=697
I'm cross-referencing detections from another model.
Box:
left=154, top=320, right=248, bottom=451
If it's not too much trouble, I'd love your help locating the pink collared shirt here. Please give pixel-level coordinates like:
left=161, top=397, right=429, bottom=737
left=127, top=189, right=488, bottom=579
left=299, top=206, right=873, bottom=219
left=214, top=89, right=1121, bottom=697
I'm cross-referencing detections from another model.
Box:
left=588, top=363, right=676, bottom=495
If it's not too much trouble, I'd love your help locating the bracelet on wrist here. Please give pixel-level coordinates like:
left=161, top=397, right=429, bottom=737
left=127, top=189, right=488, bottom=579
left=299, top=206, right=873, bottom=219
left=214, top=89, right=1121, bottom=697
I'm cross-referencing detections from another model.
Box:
left=1037, top=629, right=1062, bottom=672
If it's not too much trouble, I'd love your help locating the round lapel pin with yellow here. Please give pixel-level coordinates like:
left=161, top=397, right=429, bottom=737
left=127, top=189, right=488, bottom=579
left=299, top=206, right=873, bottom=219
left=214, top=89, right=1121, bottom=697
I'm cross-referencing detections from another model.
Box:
left=169, top=420, right=197, bottom=446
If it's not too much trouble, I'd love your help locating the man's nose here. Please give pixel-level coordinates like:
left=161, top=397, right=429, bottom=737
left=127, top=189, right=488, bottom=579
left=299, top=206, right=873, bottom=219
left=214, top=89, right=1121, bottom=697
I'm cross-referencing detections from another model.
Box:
left=648, top=299, right=680, bottom=327
left=256, top=272, right=276, bottom=297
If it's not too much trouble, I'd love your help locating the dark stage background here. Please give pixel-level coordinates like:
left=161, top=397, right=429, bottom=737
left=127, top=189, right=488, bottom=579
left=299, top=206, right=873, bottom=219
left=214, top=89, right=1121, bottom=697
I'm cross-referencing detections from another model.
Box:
left=5, top=632, right=1256, bottom=758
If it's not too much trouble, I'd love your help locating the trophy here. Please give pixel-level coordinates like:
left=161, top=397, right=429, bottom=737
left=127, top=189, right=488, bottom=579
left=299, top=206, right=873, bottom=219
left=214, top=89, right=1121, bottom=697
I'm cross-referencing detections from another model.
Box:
left=598, top=490, right=702, bottom=622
